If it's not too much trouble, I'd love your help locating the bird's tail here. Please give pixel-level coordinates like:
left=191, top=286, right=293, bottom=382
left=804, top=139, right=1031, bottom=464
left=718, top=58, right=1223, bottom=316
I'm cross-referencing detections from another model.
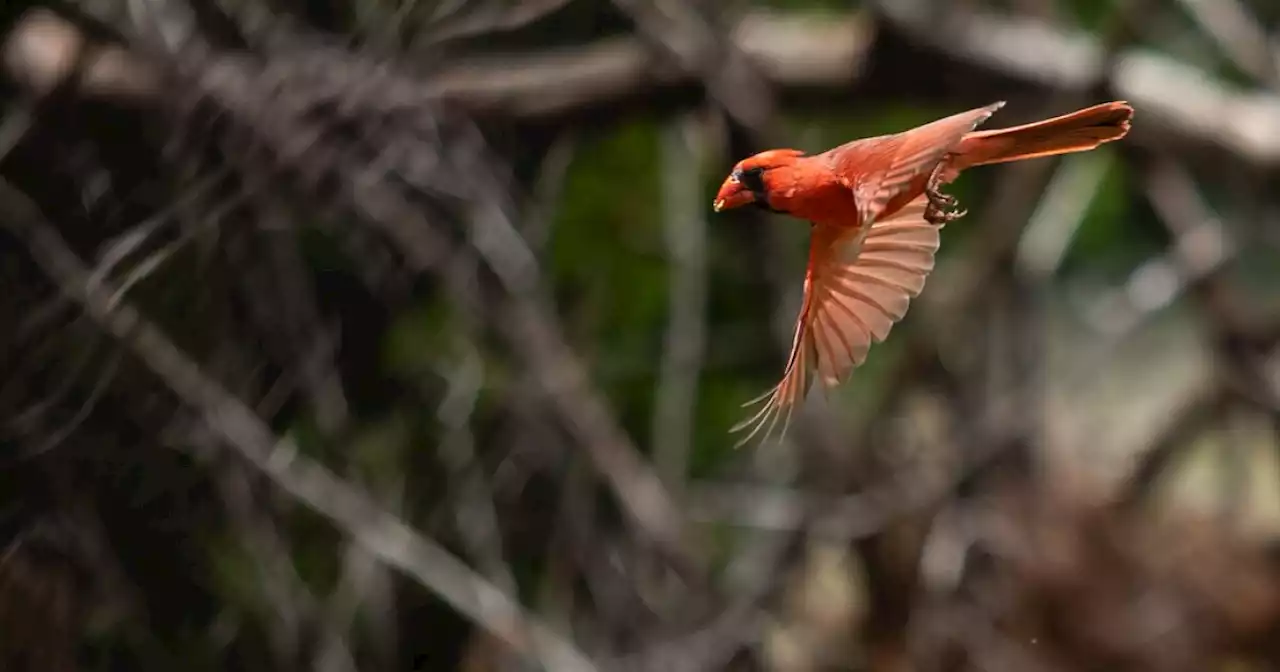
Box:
left=952, top=100, right=1133, bottom=170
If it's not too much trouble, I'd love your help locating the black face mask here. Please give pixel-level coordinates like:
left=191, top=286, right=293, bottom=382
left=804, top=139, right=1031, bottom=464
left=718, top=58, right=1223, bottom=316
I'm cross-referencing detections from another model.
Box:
left=733, top=166, right=784, bottom=214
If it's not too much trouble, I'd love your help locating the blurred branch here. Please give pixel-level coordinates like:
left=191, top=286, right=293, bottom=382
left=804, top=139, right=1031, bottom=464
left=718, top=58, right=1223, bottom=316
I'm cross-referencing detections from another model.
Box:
left=315, top=542, right=386, bottom=672
left=239, top=201, right=351, bottom=435
left=651, top=114, right=708, bottom=493
left=684, top=389, right=1031, bottom=542
left=458, top=194, right=710, bottom=581
left=1013, top=151, right=1113, bottom=286
left=0, top=8, right=866, bottom=124
left=14, top=6, right=1280, bottom=170
left=415, top=0, right=573, bottom=48
left=1168, top=0, right=1277, bottom=86
left=430, top=337, right=532, bottom=672
left=156, top=23, right=706, bottom=581
left=0, top=178, right=600, bottom=672
left=1142, top=161, right=1280, bottom=408
left=188, top=427, right=349, bottom=671
left=600, top=5, right=837, bottom=662
left=607, top=0, right=778, bottom=137
left=521, top=131, right=577, bottom=257
left=871, top=0, right=1280, bottom=168
left=1114, top=386, right=1230, bottom=507
left=1109, top=157, right=1280, bottom=510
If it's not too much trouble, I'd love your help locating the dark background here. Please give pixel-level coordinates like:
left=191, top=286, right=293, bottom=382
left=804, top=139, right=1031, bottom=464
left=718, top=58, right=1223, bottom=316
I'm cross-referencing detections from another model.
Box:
left=3, top=0, right=1280, bottom=670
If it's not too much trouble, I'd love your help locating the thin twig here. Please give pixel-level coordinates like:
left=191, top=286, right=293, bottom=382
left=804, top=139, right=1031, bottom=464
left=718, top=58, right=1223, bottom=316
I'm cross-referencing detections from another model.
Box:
left=651, top=113, right=708, bottom=493
left=1169, top=0, right=1276, bottom=86
left=0, top=178, right=600, bottom=672
left=415, top=0, right=573, bottom=48
left=15, top=7, right=1280, bottom=166
left=432, top=335, right=530, bottom=671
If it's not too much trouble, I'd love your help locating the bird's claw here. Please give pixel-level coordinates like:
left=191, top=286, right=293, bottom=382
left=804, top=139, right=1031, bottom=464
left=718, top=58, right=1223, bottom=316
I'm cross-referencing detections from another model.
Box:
left=924, top=166, right=966, bottom=226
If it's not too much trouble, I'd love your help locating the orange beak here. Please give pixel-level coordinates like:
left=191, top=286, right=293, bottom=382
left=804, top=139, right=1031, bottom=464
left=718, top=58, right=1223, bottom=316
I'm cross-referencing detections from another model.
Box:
left=713, top=180, right=755, bottom=213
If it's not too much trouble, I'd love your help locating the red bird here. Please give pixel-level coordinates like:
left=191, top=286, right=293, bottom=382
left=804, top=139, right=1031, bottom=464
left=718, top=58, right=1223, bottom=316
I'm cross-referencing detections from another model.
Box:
left=714, top=100, right=1133, bottom=446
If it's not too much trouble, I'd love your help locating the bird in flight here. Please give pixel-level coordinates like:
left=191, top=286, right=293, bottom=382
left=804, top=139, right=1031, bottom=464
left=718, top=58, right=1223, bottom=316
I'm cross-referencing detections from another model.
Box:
left=713, top=100, right=1134, bottom=446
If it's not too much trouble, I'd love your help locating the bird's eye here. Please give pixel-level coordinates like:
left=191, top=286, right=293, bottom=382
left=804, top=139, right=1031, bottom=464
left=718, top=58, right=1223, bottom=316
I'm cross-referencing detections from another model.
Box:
left=738, top=166, right=766, bottom=192
left=729, top=172, right=741, bottom=184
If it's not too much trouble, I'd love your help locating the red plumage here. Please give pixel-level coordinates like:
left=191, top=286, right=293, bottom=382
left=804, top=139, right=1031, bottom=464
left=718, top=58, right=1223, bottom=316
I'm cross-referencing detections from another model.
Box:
left=714, top=100, right=1134, bottom=446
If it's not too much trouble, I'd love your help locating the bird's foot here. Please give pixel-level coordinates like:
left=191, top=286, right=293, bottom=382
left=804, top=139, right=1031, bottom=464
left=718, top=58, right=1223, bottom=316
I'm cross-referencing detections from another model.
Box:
left=924, top=166, right=966, bottom=226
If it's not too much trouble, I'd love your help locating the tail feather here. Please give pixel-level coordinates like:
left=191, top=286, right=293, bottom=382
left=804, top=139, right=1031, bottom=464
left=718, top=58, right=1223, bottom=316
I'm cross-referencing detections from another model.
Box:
left=952, top=100, right=1133, bottom=170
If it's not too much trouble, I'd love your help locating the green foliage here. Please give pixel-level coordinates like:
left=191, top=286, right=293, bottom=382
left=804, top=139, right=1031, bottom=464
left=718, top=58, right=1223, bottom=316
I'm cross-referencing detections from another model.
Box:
left=547, top=117, right=671, bottom=442
left=1062, top=151, right=1172, bottom=279
left=383, top=300, right=459, bottom=379
left=1063, top=0, right=1123, bottom=30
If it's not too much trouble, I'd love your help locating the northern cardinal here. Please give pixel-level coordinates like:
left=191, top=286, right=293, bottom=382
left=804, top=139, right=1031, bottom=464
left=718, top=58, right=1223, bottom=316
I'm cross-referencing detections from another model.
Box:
left=714, top=100, right=1133, bottom=446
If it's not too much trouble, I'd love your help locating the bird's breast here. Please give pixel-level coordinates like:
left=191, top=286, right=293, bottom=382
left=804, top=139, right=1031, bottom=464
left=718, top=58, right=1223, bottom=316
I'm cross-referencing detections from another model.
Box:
left=771, top=176, right=861, bottom=229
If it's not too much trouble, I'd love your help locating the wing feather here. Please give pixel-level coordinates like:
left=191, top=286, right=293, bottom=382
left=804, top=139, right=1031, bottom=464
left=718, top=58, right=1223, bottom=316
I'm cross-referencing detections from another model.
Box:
left=732, top=194, right=943, bottom=446
left=823, top=103, right=1004, bottom=227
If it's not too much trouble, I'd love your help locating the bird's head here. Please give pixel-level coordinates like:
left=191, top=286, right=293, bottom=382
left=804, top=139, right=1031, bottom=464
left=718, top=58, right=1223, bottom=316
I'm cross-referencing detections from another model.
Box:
left=713, top=149, right=806, bottom=213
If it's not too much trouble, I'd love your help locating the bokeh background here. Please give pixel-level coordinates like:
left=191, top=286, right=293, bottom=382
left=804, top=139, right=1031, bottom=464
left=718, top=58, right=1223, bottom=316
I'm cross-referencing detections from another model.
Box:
left=4, top=0, right=1280, bottom=670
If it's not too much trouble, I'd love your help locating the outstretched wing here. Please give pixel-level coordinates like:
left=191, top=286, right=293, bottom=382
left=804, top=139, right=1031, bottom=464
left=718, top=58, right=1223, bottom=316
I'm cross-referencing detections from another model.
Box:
left=824, top=102, right=1004, bottom=228
left=732, top=195, right=942, bottom=447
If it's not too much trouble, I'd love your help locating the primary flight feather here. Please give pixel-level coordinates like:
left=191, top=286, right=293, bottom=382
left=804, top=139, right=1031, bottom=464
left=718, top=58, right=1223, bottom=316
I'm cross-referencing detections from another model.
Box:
left=713, top=100, right=1134, bottom=447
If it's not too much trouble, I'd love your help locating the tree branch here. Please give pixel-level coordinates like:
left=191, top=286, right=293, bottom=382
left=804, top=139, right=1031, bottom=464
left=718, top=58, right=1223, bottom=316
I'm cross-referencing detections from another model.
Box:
left=11, top=7, right=1280, bottom=169
left=0, top=178, right=599, bottom=672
